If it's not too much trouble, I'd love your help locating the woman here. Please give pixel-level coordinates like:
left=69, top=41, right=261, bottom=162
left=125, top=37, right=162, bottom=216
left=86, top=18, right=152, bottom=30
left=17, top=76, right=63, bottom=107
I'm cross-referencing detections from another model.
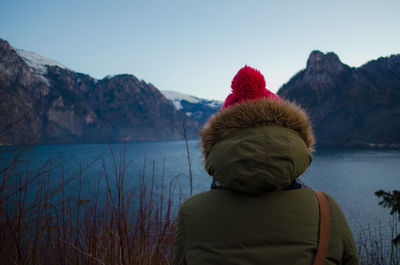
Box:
left=173, top=66, right=359, bottom=265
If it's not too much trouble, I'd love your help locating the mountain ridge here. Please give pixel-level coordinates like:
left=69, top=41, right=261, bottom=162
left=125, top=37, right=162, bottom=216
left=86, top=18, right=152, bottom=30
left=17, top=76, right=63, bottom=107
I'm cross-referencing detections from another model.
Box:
left=278, top=50, right=400, bottom=148
left=1, top=38, right=399, bottom=147
left=0, top=38, right=203, bottom=144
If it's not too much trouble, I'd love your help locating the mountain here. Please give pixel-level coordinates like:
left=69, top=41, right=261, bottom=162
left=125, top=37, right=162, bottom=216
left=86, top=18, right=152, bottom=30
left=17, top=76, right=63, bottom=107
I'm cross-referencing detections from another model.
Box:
left=278, top=50, right=400, bottom=148
left=3, top=36, right=399, bottom=147
left=161, top=90, right=222, bottom=125
left=0, top=38, right=199, bottom=144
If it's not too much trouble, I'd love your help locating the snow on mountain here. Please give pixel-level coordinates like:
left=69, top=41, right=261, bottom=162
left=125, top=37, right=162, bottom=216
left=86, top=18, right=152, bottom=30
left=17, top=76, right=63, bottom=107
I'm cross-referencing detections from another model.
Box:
left=171, top=101, right=183, bottom=110
left=206, top=101, right=222, bottom=108
left=161, top=90, right=201, bottom=104
left=14, top=49, right=71, bottom=86
left=161, top=90, right=222, bottom=124
left=161, top=90, right=222, bottom=108
left=16, top=49, right=69, bottom=74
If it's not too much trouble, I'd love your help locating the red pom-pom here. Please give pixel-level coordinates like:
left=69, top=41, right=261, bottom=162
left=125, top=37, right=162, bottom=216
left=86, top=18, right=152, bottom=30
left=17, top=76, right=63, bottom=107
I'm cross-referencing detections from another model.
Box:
left=219, top=65, right=282, bottom=111
left=231, top=65, right=266, bottom=100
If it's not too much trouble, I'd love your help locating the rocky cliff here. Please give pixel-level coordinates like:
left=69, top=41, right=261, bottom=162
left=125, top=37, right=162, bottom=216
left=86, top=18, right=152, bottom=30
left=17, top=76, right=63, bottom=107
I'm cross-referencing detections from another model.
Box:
left=0, top=38, right=199, bottom=144
left=278, top=51, right=400, bottom=148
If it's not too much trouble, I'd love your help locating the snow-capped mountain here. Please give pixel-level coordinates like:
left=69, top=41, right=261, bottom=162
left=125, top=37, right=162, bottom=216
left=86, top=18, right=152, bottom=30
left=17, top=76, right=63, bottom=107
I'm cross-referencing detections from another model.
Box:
left=0, top=38, right=200, bottom=144
left=161, top=90, right=222, bottom=124
left=15, top=49, right=69, bottom=73
left=15, top=49, right=71, bottom=85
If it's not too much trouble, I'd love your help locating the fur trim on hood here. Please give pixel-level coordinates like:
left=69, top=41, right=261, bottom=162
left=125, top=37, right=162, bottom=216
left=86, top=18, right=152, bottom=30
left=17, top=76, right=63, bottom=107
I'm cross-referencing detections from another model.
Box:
left=200, top=99, right=315, bottom=159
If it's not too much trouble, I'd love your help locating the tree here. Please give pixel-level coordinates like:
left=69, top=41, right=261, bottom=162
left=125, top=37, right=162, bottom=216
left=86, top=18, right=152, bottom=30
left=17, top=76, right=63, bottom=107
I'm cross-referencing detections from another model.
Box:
left=375, top=190, right=400, bottom=244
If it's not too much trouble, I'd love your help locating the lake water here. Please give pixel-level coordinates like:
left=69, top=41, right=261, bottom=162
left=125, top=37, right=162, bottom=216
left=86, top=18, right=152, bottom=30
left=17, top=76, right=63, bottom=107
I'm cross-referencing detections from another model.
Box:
left=13, top=141, right=400, bottom=244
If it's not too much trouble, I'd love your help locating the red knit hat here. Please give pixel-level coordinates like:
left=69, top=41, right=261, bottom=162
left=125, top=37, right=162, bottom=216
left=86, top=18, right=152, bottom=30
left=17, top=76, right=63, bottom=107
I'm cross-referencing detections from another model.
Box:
left=220, top=65, right=281, bottom=110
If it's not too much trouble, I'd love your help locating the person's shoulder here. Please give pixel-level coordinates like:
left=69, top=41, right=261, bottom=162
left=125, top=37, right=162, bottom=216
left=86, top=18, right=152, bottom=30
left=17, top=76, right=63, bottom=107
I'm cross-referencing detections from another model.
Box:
left=315, top=190, right=351, bottom=225
left=318, top=191, right=341, bottom=209
left=179, top=189, right=226, bottom=211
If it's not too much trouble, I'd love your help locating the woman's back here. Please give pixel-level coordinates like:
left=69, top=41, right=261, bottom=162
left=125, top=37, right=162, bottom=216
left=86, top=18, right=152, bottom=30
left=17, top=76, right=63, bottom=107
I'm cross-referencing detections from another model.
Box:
left=174, top=188, right=358, bottom=265
left=173, top=66, right=359, bottom=265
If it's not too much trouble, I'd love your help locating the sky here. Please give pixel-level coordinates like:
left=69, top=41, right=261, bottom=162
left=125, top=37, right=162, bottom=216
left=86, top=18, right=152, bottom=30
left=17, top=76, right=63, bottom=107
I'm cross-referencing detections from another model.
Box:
left=0, top=0, right=399, bottom=101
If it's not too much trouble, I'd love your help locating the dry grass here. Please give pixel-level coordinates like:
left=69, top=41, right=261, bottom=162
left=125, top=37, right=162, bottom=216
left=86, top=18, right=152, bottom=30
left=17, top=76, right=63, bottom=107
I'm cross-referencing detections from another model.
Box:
left=0, top=143, right=177, bottom=265
left=357, top=219, right=400, bottom=265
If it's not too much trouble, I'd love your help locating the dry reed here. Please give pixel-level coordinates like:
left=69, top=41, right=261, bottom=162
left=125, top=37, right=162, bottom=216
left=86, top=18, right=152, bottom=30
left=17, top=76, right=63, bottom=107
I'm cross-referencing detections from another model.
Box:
left=0, top=143, right=177, bottom=265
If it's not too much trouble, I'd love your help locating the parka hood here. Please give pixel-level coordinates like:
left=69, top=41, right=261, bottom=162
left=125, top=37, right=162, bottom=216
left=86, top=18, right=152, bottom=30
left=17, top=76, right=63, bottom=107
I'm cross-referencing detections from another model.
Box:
left=200, top=99, right=315, bottom=193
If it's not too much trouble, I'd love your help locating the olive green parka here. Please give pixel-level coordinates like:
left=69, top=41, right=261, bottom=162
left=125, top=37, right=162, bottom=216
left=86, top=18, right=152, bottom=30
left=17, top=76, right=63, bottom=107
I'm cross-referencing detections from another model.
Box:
left=173, top=99, right=359, bottom=265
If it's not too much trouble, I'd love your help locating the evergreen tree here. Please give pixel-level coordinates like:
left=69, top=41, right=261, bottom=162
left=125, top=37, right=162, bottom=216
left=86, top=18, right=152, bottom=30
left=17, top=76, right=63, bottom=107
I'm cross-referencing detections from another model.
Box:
left=375, top=190, right=400, bottom=244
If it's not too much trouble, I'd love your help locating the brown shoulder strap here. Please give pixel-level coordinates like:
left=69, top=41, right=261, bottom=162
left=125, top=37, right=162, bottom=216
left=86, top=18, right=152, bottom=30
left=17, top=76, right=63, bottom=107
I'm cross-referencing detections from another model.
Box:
left=312, top=190, right=331, bottom=265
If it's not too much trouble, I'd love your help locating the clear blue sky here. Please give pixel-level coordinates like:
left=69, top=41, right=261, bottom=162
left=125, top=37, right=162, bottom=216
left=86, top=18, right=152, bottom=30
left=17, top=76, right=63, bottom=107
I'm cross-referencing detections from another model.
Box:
left=1, top=0, right=399, bottom=100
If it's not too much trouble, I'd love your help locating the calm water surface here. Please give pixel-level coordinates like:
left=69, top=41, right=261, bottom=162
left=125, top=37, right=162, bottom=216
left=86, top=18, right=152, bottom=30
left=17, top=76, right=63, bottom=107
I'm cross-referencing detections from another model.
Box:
left=23, top=141, right=400, bottom=241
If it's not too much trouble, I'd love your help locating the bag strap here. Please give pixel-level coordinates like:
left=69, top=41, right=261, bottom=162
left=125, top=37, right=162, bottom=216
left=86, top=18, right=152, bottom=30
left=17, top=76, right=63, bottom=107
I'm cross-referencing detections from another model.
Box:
left=312, top=190, right=331, bottom=265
